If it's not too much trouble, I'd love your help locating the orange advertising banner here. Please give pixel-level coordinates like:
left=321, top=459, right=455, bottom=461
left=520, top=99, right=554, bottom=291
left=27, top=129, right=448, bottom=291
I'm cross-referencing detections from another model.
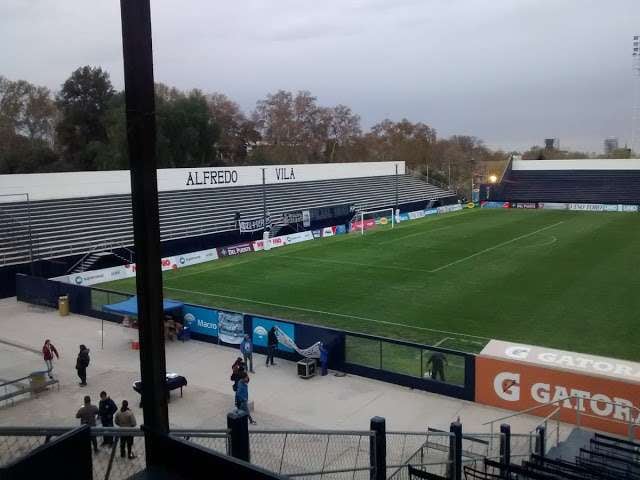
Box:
left=476, top=345, right=640, bottom=438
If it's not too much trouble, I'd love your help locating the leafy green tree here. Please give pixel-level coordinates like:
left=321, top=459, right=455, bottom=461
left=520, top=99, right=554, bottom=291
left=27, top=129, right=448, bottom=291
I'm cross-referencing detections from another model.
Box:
left=55, top=66, right=115, bottom=170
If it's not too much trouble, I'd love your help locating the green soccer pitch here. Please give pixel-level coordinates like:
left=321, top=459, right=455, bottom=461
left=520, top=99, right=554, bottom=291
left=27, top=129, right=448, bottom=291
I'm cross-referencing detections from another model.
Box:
left=98, top=208, right=640, bottom=361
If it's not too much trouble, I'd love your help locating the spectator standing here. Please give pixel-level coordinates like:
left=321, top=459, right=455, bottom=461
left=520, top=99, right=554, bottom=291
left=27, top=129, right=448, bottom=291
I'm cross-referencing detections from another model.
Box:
left=114, top=400, right=137, bottom=459
left=76, top=395, right=99, bottom=453
left=98, top=391, right=118, bottom=446
left=230, top=357, right=246, bottom=393
left=426, top=352, right=448, bottom=382
left=76, top=344, right=90, bottom=386
left=240, top=334, right=254, bottom=373
left=266, top=326, right=278, bottom=367
left=235, top=373, right=256, bottom=425
left=42, top=339, right=59, bottom=379
left=319, top=343, right=329, bottom=376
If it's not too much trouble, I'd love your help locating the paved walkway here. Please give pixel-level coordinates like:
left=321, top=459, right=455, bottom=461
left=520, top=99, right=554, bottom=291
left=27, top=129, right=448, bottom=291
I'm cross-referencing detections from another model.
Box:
left=0, top=297, right=571, bottom=437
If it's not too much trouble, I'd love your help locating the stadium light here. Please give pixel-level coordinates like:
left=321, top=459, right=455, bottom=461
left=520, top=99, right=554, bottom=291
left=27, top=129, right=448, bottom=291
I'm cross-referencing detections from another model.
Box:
left=489, top=175, right=498, bottom=183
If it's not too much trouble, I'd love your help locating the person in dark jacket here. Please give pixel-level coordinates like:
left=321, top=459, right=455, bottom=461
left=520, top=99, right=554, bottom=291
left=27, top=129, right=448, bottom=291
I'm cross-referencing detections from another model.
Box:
left=230, top=357, right=246, bottom=392
left=76, top=395, right=99, bottom=453
left=76, top=344, right=90, bottom=386
left=426, top=352, right=448, bottom=381
left=42, top=339, right=59, bottom=379
left=99, top=391, right=118, bottom=446
left=114, top=400, right=137, bottom=459
left=266, top=327, right=278, bottom=367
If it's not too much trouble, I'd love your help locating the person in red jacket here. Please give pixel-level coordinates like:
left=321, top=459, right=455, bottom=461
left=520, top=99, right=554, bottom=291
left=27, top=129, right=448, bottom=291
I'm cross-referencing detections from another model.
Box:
left=42, top=339, right=59, bottom=379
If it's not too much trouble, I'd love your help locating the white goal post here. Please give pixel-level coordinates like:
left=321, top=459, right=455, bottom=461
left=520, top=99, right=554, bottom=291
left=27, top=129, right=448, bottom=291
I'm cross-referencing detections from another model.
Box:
left=359, top=208, right=395, bottom=235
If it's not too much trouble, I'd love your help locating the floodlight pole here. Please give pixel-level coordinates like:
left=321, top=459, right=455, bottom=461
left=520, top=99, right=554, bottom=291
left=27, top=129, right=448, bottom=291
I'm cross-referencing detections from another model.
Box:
left=120, top=0, right=169, bottom=468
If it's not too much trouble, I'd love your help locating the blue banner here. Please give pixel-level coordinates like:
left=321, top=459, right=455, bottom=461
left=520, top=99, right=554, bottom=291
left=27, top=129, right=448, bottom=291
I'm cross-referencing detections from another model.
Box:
left=183, top=305, right=218, bottom=338
left=335, top=224, right=347, bottom=235
left=424, top=208, right=438, bottom=216
left=252, top=317, right=295, bottom=352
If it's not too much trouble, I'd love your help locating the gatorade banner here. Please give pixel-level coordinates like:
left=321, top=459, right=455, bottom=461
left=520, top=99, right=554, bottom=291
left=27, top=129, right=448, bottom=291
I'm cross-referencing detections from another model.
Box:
left=476, top=340, right=640, bottom=438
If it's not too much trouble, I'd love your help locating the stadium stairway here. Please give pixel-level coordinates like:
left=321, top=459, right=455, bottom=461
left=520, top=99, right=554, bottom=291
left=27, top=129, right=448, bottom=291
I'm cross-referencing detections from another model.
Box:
left=545, top=428, right=594, bottom=462
left=0, top=174, right=454, bottom=267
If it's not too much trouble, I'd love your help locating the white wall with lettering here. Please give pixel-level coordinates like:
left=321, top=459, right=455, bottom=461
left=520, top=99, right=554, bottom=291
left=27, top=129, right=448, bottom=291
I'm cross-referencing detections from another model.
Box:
left=0, top=161, right=405, bottom=201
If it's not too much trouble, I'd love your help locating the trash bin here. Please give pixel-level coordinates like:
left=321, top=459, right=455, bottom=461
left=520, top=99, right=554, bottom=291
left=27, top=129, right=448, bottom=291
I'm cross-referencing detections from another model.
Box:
left=58, top=295, right=69, bottom=316
left=30, top=371, right=47, bottom=393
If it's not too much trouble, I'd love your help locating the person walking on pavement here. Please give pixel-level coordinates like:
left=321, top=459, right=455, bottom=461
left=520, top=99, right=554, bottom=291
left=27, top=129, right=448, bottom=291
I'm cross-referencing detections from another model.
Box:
left=76, top=395, right=99, bottom=453
left=42, top=339, right=59, bottom=379
left=319, top=343, right=329, bottom=376
left=240, top=334, right=254, bottom=373
left=426, top=351, right=448, bottom=382
left=235, top=373, right=256, bottom=425
left=266, top=326, right=278, bottom=367
left=230, top=357, right=246, bottom=392
left=99, top=391, right=118, bottom=446
left=76, top=344, right=90, bottom=386
left=114, top=400, right=137, bottom=459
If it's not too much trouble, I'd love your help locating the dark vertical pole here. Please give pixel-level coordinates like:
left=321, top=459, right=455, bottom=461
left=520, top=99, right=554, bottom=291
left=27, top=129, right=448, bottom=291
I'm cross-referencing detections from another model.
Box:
left=536, top=425, right=546, bottom=458
left=500, top=423, right=511, bottom=475
left=227, top=411, right=250, bottom=462
left=261, top=168, right=267, bottom=232
left=449, top=421, right=462, bottom=480
left=119, top=0, right=169, bottom=468
left=370, top=416, right=386, bottom=480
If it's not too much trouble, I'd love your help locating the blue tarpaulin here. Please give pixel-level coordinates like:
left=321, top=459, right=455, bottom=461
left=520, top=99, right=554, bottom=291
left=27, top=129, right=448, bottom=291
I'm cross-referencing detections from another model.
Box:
left=103, top=296, right=183, bottom=316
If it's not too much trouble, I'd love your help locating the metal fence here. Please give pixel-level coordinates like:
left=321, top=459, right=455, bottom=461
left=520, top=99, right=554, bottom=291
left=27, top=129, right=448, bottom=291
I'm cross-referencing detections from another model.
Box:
left=249, top=430, right=374, bottom=479
left=386, top=431, right=453, bottom=479
left=0, top=427, right=229, bottom=480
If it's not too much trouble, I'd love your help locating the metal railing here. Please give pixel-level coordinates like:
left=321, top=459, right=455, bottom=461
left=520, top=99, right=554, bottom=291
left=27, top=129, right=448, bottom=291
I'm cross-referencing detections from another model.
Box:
left=248, top=429, right=374, bottom=479
left=386, top=430, right=453, bottom=479
left=0, top=427, right=229, bottom=480
left=483, top=394, right=640, bottom=453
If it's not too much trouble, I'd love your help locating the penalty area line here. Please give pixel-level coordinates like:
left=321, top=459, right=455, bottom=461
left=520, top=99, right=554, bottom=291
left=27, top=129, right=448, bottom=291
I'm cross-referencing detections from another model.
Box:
left=163, top=286, right=491, bottom=342
left=428, top=221, right=565, bottom=273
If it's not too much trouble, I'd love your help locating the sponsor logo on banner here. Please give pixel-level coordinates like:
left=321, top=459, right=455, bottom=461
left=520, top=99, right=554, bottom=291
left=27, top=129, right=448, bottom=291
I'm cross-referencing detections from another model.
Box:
left=466, top=202, right=476, bottom=209
left=375, top=216, right=389, bottom=225
left=175, top=248, right=219, bottom=268
left=538, top=202, right=567, bottom=210
left=476, top=340, right=640, bottom=438
left=437, top=204, right=464, bottom=213
left=217, top=311, right=244, bottom=344
left=569, top=203, right=618, bottom=212
left=312, top=229, right=322, bottom=239
left=350, top=219, right=376, bottom=231
left=253, top=235, right=287, bottom=251
left=218, top=242, right=253, bottom=257
left=252, top=317, right=295, bottom=352
left=285, top=231, right=314, bottom=244
left=618, top=205, right=639, bottom=212
left=408, top=210, right=426, bottom=220
left=335, top=225, right=347, bottom=235
left=424, top=208, right=438, bottom=216
left=512, top=202, right=537, bottom=209
left=183, top=306, right=218, bottom=338
left=399, top=213, right=410, bottom=222
left=322, top=226, right=335, bottom=237
left=302, top=210, right=311, bottom=227
left=67, top=265, right=136, bottom=286
left=480, top=201, right=510, bottom=209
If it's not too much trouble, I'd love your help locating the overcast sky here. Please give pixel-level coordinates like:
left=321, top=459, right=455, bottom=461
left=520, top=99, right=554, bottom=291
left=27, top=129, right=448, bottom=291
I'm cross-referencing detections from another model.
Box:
left=2, top=0, right=639, bottom=153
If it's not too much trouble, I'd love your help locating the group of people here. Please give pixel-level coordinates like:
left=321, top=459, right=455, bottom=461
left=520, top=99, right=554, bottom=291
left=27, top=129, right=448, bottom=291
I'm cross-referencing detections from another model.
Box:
left=42, top=340, right=91, bottom=387
left=75, top=392, right=137, bottom=459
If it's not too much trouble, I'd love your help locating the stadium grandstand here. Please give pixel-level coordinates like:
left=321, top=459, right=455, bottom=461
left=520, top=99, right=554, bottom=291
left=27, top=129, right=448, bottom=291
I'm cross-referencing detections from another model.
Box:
left=485, top=158, right=640, bottom=205
left=0, top=162, right=455, bottom=296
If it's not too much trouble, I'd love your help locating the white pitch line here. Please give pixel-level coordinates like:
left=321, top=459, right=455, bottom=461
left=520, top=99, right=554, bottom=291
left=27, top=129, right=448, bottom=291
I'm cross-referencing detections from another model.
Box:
left=163, top=286, right=491, bottom=341
left=432, top=336, right=453, bottom=347
left=428, top=221, right=565, bottom=273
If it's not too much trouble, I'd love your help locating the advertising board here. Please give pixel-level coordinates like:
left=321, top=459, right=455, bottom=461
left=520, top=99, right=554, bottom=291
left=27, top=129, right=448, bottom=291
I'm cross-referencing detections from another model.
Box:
left=424, top=208, right=438, bottom=216
left=480, top=201, right=510, bottom=209
left=217, top=311, right=245, bottom=344
left=252, top=317, right=295, bottom=352
left=312, top=230, right=322, bottom=239
left=183, top=305, right=218, bottom=338
left=512, top=202, right=537, bottom=209
left=174, top=248, right=218, bottom=268
left=322, top=226, right=335, bottom=237
left=252, top=235, right=287, bottom=252
left=476, top=340, right=640, bottom=438
left=437, top=204, right=464, bottom=213
left=335, top=225, right=347, bottom=235
left=285, top=231, right=314, bottom=245
left=408, top=210, right=426, bottom=220
left=538, top=203, right=567, bottom=210
left=67, top=265, right=136, bottom=286
left=350, top=219, right=376, bottom=231
left=218, top=242, right=254, bottom=257
left=569, top=203, right=618, bottom=212
left=618, top=205, right=639, bottom=212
